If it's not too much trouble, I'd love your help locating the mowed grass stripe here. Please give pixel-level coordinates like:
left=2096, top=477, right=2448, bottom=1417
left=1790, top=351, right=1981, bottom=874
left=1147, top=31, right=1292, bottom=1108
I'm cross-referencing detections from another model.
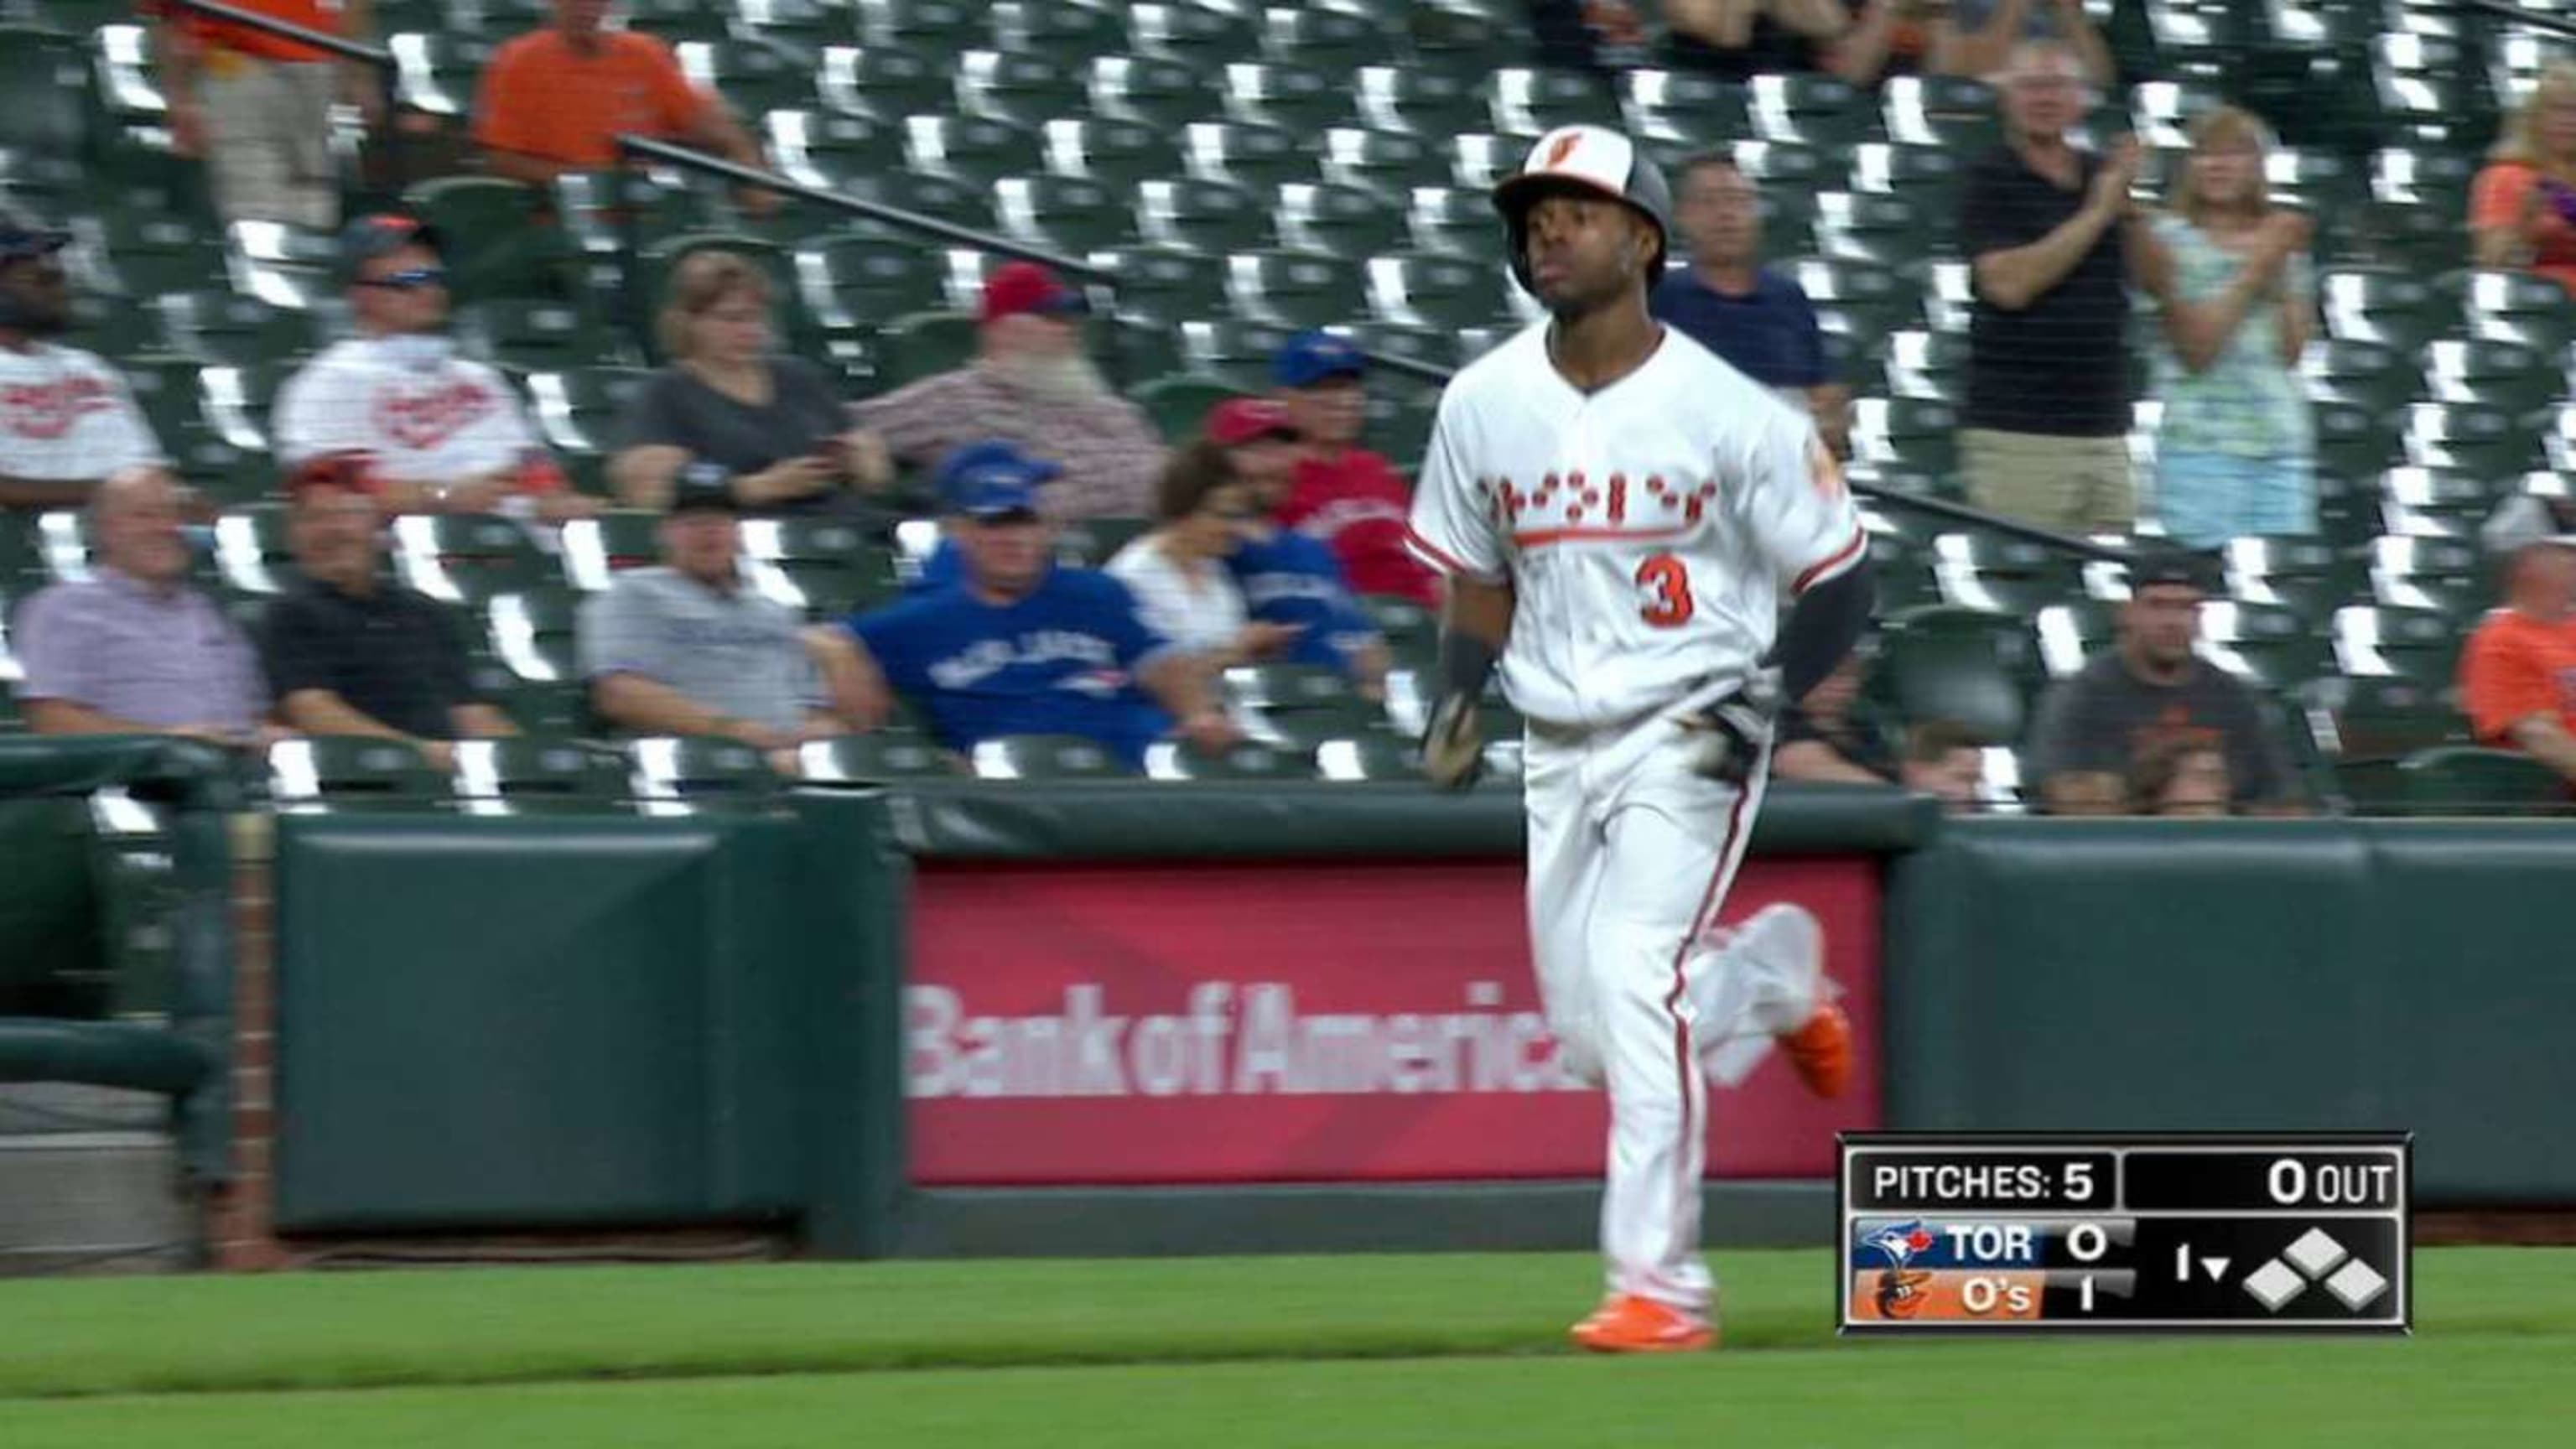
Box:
left=0, top=1248, right=2566, bottom=1403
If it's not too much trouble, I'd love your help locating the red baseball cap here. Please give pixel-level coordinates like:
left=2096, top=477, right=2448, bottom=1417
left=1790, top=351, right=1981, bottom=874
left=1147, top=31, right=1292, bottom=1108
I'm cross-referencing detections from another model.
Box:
left=285, top=450, right=382, bottom=499
left=1207, top=397, right=1298, bottom=447
left=980, top=262, right=1090, bottom=323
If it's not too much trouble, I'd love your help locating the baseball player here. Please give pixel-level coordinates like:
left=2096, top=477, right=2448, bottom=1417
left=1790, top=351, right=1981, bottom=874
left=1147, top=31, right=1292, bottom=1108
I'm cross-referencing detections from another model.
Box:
left=1406, top=125, right=1877, bottom=1353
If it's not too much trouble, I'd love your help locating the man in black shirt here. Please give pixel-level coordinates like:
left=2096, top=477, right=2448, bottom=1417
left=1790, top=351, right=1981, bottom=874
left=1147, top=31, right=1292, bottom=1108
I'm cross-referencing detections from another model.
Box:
left=2027, top=553, right=2303, bottom=814
left=1956, top=38, right=2143, bottom=533
left=260, top=453, right=519, bottom=769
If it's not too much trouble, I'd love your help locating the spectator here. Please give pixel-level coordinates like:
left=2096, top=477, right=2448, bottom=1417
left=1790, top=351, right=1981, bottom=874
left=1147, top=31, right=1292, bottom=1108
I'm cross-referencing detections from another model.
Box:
left=608, top=250, right=896, bottom=517
left=1824, top=0, right=1937, bottom=87
left=1213, top=400, right=1392, bottom=696
left=2126, top=735, right=2231, bottom=817
left=851, top=263, right=1165, bottom=520
left=2459, top=495, right=2576, bottom=782
left=0, top=214, right=165, bottom=511
left=1662, top=1, right=1852, bottom=81
left=273, top=213, right=600, bottom=524
left=2027, top=553, right=2302, bottom=815
left=1772, top=648, right=1897, bottom=783
left=1269, top=331, right=1440, bottom=610
left=1653, top=153, right=1850, bottom=456
left=13, top=467, right=267, bottom=741
left=259, top=453, right=517, bottom=771
left=149, top=0, right=382, bottom=230
left=471, top=0, right=774, bottom=211
left=1958, top=39, right=2142, bottom=533
left=1898, top=718, right=1986, bottom=807
left=2470, top=60, right=2576, bottom=296
left=2136, top=106, right=2316, bottom=549
left=1932, top=0, right=2112, bottom=85
left=842, top=442, right=1239, bottom=769
left=1106, top=439, right=1302, bottom=667
left=579, top=465, right=870, bottom=769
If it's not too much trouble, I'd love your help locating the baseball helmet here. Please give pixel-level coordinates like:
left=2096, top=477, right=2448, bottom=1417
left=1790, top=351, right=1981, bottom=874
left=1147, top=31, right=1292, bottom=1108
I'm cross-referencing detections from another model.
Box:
left=1490, top=124, right=1673, bottom=294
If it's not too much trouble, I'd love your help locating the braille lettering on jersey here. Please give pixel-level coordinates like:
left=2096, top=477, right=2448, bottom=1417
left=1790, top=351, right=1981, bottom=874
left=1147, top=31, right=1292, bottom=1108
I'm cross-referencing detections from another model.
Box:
left=1405, top=325, right=1867, bottom=728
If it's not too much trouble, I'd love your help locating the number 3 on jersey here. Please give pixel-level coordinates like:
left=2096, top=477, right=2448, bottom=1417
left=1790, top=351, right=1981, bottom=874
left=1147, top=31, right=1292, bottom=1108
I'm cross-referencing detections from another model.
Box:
left=1635, top=553, right=1694, bottom=627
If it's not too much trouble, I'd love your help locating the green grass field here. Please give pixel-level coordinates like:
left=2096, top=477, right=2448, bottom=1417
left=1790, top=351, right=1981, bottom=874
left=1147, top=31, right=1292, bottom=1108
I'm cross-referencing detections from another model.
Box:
left=3, top=1248, right=2570, bottom=1446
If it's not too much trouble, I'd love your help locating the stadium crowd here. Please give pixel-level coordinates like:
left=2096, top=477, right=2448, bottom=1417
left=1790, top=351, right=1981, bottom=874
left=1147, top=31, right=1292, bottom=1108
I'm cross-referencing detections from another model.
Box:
left=6, top=0, right=2576, bottom=818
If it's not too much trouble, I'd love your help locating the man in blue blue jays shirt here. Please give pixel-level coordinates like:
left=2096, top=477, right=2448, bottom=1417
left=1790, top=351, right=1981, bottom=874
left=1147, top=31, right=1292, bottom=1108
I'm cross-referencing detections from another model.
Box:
left=842, top=442, right=1239, bottom=768
left=1207, top=397, right=1391, bottom=697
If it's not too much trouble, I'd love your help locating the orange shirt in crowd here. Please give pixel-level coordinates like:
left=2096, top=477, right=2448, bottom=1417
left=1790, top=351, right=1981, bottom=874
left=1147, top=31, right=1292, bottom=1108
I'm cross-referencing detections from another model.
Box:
left=2460, top=606, right=2576, bottom=744
left=2470, top=162, right=2576, bottom=298
left=470, top=29, right=713, bottom=170
left=151, top=0, right=344, bottom=64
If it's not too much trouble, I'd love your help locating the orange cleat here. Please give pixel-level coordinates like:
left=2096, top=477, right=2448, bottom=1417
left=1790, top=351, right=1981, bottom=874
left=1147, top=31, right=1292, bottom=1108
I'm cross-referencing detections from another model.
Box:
left=1569, top=1294, right=1716, bottom=1353
left=1779, top=1000, right=1852, bottom=1099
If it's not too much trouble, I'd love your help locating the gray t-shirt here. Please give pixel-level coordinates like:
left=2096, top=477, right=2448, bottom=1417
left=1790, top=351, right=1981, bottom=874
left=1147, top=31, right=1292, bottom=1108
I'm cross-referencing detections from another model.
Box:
left=577, top=566, right=820, bottom=734
left=2028, top=652, right=2298, bottom=806
left=615, top=359, right=850, bottom=515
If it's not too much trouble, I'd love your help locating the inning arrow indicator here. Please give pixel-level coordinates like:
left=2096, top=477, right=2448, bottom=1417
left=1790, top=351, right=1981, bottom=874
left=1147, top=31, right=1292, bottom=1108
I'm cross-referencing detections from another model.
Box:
left=2202, top=1257, right=2231, bottom=1282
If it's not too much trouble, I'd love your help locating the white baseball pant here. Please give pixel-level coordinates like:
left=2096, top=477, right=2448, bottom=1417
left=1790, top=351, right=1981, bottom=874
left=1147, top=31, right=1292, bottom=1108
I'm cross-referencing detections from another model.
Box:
left=1522, top=704, right=1827, bottom=1315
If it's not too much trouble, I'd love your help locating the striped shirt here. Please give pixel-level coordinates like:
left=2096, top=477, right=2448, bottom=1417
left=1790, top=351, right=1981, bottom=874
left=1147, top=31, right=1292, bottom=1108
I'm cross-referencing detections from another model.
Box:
left=851, top=364, right=1165, bottom=521
left=14, top=569, right=267, bottom=731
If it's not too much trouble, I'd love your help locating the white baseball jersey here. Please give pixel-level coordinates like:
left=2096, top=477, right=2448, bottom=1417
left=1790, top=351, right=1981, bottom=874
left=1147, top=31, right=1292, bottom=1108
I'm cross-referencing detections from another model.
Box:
left=273, top=337, right=539, bottom=484
left=1405, top=324, right=1867, bottom=730
left=0, top=343, right=164, bottom=480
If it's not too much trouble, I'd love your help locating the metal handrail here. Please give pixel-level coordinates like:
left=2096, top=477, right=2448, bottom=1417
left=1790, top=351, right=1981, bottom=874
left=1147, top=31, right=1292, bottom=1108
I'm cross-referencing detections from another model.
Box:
left=2459, top=0, right=2576, bottom=43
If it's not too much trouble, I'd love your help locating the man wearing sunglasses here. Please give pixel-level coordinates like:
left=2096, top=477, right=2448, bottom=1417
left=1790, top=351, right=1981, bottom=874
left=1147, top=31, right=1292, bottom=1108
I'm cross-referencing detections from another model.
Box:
left=272, top=213, right=600, bottom=523
left=0, top=211, right=168, bottom=512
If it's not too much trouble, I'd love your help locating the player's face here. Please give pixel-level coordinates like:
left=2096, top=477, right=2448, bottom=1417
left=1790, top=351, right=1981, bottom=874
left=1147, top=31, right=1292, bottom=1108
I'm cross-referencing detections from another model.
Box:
left=0, top=249, right=70, bottom=336
left=351, top=243, right=449, bottom=336
left=94, top=470, right=192, bottom=585
left=2123, top=584, right=2202, bottom=669
left=662, top=509, right=740, bottom=584
left=290, top=484, right=382, bottom=589
left=2189, top=138, right=2262, bottom=211
left=694, top=287, right=771, bottom=367
left=1180, top=481, right=1258, bottom=558
left=1677, top=164, right=1760, bottom=267
left=960, top=512, right=1051, bottom=595
left=1522, top=193, right=1654, bottom=314
left=1281, top=377, right=1365, bottom=449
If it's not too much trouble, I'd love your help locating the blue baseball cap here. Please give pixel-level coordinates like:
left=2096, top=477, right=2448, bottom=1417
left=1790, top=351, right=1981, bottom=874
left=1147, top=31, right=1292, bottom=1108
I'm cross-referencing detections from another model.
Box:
left=937, top=440, right=1062, bottom=519
left=1274, top=330, right=1368, bottom=388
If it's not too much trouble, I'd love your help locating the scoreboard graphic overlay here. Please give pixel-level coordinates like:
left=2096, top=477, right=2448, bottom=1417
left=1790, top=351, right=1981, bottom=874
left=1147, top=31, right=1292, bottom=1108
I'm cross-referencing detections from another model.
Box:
left=1837, top=1133, right=2411, bottom=1333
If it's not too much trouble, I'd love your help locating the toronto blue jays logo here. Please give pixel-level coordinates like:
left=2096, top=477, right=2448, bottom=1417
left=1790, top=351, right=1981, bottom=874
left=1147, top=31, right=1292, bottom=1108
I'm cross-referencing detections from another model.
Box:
left=1862, top=1219, right=1936, bottom=1270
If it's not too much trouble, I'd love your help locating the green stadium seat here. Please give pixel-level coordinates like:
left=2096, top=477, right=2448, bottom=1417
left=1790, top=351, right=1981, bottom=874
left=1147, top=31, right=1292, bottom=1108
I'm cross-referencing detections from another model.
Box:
left=991, top=0, right=1125, bottom=64
left=863, top=169, right=999, bottom=234
left=740, top=517, right=901, bottom=619
left=1851, top=397, right=1961, bottom=477
left=403, top=176, right=563, bottom=304
left=678, top=36, right=813, bottom=115
left=1182, top=121, right=1315, bottom=191
left=1406, top=184, right=1509, bottom=263
left=1221, top=62, right=1350, bottom=133
left=2332, top=602, right=2466, bottom=688
left=766, top=109, right=888, bottom=194
left=1041, top=118, right=1182, bottom=187
left=2221, top=535, right=2369, bottom=626
left=2202, top=600, right=2334, bottom=692
left=1137, top=178, right=1277, bottom=255
left=1848, top=143, right=1967, bottom=214
left=451, top=736, right=630, bottom=815
left=1087, top=247, right=1227, bottom=325
left=1366, top=251, right=1509, bottom=332
left=2298, top=673, right=2473, bottom=810
left=958, top=48, right=1085, bottom=127
left=2452, top=267, right=2576, bottom=351
left=454, top=297, right=618, bottom=373
left=1749, top=73, right=1872, bottom=147
left=857, top=0, right=981, bottom=50
left=903, top=115, right=1045, bottom=187
left=2423, top=337, right=2559, bottom=415
left=1930, top=532, right=2086, bottom=614
left=2316, top=267, right=2448, bottom=350
left=2380, top=467, right=2516, bottom=539
left=737, top=0, right=846, bottom=63
left=1872, top=604, right=2042, bottom=746
left=2402, top=402, right=2540, bottom=477
left=818, top=44, right=951, bottom=122
left=1225, top=250, right=1367, bottom=330
left=968, top=733, right=1131, bottom=780
left=797, top=231, right=951, bottom=338
left=2303, top=336, right=2416, bottom=414
left=1356, top=65, right=1483, bottom=138
left=1088, top=55, right=1213, bottom=131
left=1882, top=329, right=1969, bottom=403
left=553, top=170, right=727, bottom=260
left=2366, top=533, right=2487, bottom=617
left=1131, top=376, right=1236, bottom=441
left=1177, top=317, right=1299, bottom=390
left=1144, top=737, right=1317, bottom=782
left=389, top=512, right=557, bottom=607
left=78, top=209, right=225, bottom=300
left=2393, top=745, right=2568, bottom=817
left=1278, top=181, right=1411, bottom=259
left=267, top=736, right=447, bottom=813
left=1883, top=75, right=2000, bottom=151
left=387, top=30, right=499, bottom=119
left=873, top=311, right=976, bottom=388
left=1448, top=132, right=1524, bottom=190
left=1484, top=66, right=1619, bottom=139
left=1867, top=532, right=1943, bottom=612
left=150, top=289, right=315, bottom=367
left=0, top=25, right=94, bottom=192
left=1312, top=732, right=1424, bottom=782
left=1813, top=191, right=1931, bottom=268
left=1128, top=2, right=1260, bottom=65
left=626, top=735, right=783, bottom=812
left=523, top=366, right=653, bottom=485
left=1620, top=70, right=1748, bottom=148
left=1259, top=5, right=1390, bottom=72
left=797, top=731, right=960, bottom=783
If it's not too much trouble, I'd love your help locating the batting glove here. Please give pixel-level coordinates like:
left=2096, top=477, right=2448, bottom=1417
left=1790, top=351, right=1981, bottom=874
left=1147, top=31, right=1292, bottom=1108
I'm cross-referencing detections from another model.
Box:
left=1421, top=691, right=1486, bottom=791
left=1679, top=666, right=1782, bottom=787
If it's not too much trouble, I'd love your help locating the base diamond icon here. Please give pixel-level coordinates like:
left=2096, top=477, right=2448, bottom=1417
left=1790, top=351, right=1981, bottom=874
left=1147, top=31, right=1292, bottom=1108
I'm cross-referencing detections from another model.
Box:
left=2284, top=1228, right=2350, bottom=1280
left=2244, top=1259, right=2305, bottom=1311
left=2324, top=1258, right=2389, bottom=1311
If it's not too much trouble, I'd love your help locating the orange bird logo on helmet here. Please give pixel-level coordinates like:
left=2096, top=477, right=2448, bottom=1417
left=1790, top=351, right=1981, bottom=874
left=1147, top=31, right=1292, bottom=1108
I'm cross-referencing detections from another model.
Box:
left=1544, top=132, right=1583, bottom=169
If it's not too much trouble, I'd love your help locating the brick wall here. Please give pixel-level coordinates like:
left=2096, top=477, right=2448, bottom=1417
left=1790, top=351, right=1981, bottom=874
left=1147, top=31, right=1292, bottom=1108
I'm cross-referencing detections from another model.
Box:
left=211, top=814, right=296, bottom=1270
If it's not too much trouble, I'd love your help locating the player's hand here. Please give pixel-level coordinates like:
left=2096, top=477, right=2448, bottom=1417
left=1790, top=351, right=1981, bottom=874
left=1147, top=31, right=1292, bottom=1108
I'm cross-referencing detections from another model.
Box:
left=2090, top=137, right=2142, bottom=217
left=750, top=455, right=834, bottom=504
left=1420, top=691, right=1484, bottom=791
left=1678, top=667, right=1782, bottom=787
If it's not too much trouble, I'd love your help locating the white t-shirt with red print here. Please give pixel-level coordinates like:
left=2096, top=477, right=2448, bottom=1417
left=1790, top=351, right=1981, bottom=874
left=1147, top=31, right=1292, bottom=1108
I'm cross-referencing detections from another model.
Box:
left=273, top=336, right=544, bottom=486
left=0, top=343, right=165, bottom=481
